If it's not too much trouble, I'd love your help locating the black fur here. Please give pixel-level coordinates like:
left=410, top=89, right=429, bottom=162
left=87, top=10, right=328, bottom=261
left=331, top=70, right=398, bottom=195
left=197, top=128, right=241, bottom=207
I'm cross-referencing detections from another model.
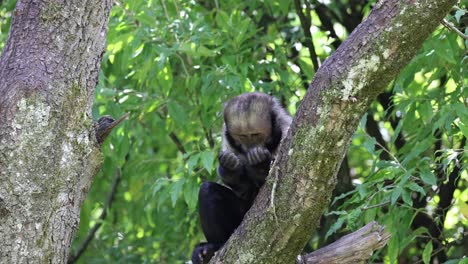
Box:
left=192, top=182, right=252, bottom=264
left=265, top=111, right=283, bottom=154
left=191, top=93, right=291, bottom=264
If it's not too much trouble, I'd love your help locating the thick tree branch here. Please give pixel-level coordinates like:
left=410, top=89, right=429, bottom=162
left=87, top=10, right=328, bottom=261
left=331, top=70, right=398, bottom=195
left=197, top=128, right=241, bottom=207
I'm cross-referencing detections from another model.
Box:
left=211, top=1, right=457, bottom=263
left=68, top=168, right=122, bottom=264
left=298, top=221, right=391, bottom=264
left=0, top=0, right=112, bottom=261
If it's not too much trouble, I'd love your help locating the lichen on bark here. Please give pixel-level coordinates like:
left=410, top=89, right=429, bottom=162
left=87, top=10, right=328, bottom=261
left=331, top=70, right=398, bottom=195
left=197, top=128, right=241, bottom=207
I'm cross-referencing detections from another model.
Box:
left=0, top=0, right=112, bottom=262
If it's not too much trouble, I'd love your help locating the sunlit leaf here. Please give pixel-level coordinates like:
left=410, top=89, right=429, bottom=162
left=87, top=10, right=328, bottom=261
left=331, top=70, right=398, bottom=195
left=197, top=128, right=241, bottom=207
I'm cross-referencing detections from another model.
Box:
left=391, top=186, right=403, bottom=205
left=171, top=178, right=185, bottom=207
left=200, top=151, right=215, bottom=173
left=184, top=177, right=199, bottom=211
left=168, top=100, right=188, bottom=126
left=420, top=169, right=437, bottom=186
left=325, top=217, right=345, bottom=239
left=458, top=199, right=468, bottom=219
left=422, top=241, right=433, bottom=264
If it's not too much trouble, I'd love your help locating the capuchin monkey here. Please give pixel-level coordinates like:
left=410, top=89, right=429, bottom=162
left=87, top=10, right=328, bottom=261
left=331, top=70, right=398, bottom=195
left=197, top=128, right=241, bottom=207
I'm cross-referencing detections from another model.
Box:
left=191, top=92, right=292, bottom=264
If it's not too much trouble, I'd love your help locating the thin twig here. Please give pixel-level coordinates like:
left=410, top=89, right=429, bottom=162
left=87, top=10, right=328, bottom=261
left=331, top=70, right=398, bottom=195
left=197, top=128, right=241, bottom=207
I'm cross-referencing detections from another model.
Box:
left=155, top=111, right=188, bottom=155
left=160, top=0, right=170, bottom=21
left=441, top=19, right=468, bottom=40
left=363, top=201, right=390, bottom=210
left=294, top=0, right=320, bottom=72
left=68, top=169, right=122, bottom=264
left=169, top=132, right=187, bottom=154
left=370, top=135, right=408, bottom=174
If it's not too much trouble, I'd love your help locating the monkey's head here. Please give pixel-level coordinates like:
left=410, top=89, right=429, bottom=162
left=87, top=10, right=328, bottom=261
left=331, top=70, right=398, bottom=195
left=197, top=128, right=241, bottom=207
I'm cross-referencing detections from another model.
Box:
left=223, top=93, right=273, bottom=150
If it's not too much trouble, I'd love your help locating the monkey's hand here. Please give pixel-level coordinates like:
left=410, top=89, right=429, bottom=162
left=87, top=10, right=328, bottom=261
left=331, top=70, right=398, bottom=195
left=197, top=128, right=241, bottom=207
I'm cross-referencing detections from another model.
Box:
left=219, top=150, right=242, bottom=171
left=191, top=243, right=221, bottom=264
left=246, top=146, right=272, bottom=166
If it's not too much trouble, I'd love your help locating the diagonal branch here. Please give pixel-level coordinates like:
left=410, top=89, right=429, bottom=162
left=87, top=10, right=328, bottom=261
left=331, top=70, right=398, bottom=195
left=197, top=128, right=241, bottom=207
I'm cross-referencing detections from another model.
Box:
left=441, top=19, right=468, bottom=40
left=211, top=1, right=457, bottom=263
left=297, top=221, right=391, bottom=264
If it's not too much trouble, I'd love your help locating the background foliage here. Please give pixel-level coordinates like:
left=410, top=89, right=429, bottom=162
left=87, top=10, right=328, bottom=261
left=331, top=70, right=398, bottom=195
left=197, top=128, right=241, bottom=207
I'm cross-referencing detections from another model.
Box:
left=1, top=0, right=467, bottom=263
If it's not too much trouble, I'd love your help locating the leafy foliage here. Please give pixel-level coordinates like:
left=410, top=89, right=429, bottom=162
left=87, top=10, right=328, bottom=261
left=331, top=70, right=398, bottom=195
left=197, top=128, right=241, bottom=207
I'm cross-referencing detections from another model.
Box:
left=0, top=0, right=467, bottom=263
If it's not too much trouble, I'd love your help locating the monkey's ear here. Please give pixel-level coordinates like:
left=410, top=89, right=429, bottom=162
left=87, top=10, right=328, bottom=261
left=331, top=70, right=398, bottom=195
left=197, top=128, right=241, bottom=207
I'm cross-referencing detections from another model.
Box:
left=94, top=113, right=129, bottom=146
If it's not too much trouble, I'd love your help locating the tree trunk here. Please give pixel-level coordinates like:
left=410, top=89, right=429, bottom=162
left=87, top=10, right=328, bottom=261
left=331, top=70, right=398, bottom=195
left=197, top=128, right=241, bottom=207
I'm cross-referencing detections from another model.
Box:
left=211, top=0, right=457, bottom=263
left=0, top=0, right=111, bottom=263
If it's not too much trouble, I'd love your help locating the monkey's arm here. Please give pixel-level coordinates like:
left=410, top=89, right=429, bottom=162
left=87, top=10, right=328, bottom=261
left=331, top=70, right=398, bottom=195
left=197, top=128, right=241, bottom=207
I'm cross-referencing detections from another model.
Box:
left=218, top=150, right=258, bottom=200
left=217, top=165, right=244, bottom=187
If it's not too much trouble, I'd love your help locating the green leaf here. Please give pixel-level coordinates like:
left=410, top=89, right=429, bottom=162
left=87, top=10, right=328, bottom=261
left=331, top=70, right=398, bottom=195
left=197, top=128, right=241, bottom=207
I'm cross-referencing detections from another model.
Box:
left=187, top=153, right=200, bottom=174
left=152, top=178, right=170, bottom=197
left=325, top=217, right=345, bottom=239
left=420, top=169, right=437, bottom=186
left=402, top=138, right=432, bottom=165
left=200, top=151, right=215, bottom=173
left=408, top=182, right=426, bottom=195
left=418, top=101, right=433, bottom=123
left=171, top=178, right=185, bottom=207
left=422, top=241, right=433, bottom=264
left=346, top=208, right=362, bottom=229
left=360, top=113, right=368, bottom=128
left=136, top=11, right=156, bottom=26
left=363, top=136, right=377, bottom=154
left=401, top=188, right=413, bottom=206
left=116, top=134, right=130, bottom=162
left=391, top=186, right=403, bottom=205
left=388, top=236, right=399, bottom=264
left=184, top=177, right=199, bottom=211
left=325, top=210, right=348, bottom=216
left=278, top=0, right=291, bottom=15
left=455, top=10, right=466, bottom=23
left=391, top=120, right=403, bottom=146
left=357, top=184, right=368, bottom=199
left=455, top=117, right=468, bottom=138
left=215, top=10, right=230, bottom=29
left=168, top=100, right=188, bottom=125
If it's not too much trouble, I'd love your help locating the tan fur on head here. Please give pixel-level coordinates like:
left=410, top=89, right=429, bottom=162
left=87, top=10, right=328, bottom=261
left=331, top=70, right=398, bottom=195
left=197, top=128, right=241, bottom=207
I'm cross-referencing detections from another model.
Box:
left=222, top=92, right=292, bottom=153
left=224, top=92, right=273, bottom=135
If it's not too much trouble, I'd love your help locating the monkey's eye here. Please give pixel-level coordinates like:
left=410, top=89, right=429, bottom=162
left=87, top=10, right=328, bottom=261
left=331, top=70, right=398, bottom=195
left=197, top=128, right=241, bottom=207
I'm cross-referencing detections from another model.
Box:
left=250, top=133, right=261, bottom=137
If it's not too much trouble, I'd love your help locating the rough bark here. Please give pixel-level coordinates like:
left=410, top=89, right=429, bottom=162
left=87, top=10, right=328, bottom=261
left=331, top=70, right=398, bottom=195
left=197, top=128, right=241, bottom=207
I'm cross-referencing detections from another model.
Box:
left=297, top=221, right=390, bottom=264
left=211, top=0, right=457, bottom=263
left=0, top=0, right=112, bottom=263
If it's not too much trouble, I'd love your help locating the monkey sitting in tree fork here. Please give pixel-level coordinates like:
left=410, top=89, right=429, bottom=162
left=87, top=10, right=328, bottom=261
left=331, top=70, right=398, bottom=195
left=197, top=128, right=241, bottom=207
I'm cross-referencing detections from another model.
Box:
left=191, top=92, right=292, bottom=264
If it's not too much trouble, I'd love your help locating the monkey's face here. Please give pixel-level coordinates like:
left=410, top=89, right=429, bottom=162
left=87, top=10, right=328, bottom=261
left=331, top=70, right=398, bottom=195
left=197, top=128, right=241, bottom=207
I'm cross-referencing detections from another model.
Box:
left=227, top=117, right=271, bottom=151
left=224, top=92, right=274, bottom=151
